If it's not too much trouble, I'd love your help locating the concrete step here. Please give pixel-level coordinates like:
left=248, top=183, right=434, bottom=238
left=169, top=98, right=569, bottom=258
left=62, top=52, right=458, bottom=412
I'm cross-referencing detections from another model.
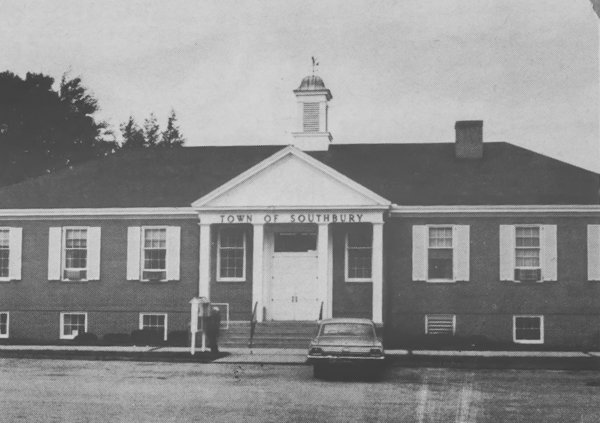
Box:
left=219, top=321, right=318, bottom=348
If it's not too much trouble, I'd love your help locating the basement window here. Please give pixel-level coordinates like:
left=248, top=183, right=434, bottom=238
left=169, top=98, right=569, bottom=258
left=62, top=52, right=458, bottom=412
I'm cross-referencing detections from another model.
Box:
left=513, top=315, right=544, bottom=344
left=0, top=312, right=8, bottom=338
left=139, top=313, right=167, bottom=341
left=60, top=312, right=87, bottom=340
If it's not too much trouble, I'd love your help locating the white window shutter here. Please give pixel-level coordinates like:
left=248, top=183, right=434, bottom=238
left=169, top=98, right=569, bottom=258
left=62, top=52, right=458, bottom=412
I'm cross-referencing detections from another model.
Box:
left=48, top=227, right=62, bottom=280
left=166, top=226, right=181, bottom=281
left=499, top=225, right=515, bottom=281
left=453, top=225, right=470, bottom=281
left=541, top=225, right=557, bottom=281
left=127, top=227, right=141, bottom=280
left=87, top=227, right=101, bottom=281
left=412, top=225, right=428, bottom=281
left=8, top=228, right=23, bottom=280
left=587, top=225, right=600, bottom=281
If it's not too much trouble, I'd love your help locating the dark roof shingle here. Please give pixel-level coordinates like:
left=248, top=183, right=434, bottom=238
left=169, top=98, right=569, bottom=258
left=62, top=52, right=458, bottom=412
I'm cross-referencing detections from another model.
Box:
left=0, top=142, right=597, bottom=208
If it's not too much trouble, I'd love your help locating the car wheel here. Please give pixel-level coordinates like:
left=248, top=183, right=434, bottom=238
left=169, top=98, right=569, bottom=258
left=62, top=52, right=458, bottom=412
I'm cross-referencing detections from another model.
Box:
left=313, top=364, right=326, bottom=379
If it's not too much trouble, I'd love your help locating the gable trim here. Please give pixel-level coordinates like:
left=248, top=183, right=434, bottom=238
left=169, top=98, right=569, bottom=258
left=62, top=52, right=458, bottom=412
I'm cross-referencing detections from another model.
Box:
left=191, top=146, right=392, bottom=209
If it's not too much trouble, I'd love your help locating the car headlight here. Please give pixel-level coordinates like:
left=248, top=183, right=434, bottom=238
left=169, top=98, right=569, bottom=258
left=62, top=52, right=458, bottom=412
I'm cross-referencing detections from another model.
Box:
left=369, top=348, right=383, bottom=356
left=309, top=347, right=323, bottom=355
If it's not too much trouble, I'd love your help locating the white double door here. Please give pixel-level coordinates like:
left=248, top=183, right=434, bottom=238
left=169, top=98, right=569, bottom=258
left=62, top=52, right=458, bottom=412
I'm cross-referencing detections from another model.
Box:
left=270, top=252, right=320, bottom=321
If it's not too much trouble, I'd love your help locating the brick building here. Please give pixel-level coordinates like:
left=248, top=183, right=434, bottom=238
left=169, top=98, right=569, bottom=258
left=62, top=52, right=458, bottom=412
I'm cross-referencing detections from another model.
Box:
left=0, top=75, right=599, bottom=348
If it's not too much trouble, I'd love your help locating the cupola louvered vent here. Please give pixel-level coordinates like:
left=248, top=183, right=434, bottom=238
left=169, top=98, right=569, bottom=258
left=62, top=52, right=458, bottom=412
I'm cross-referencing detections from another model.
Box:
left=303, top=103, right=320, bottom=132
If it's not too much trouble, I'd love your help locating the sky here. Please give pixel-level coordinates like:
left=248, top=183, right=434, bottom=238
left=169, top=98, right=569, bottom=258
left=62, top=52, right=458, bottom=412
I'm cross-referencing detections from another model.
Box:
left=2, top=0, right=599, bottom=171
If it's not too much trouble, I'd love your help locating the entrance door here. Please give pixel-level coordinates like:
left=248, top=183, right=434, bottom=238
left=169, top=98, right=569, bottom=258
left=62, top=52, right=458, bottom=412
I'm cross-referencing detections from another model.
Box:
left=270, top=232, right=320, bottom=321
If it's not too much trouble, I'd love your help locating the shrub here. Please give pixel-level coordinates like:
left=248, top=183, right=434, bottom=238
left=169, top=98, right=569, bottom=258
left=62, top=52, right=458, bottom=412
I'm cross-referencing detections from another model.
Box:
left=167, top=330, right=189, bottom=347
left=130, top=329, right=164, bottom=346
left=74, top=332, right=99, bottom=345
left=102, top=333, right=131, bottom=345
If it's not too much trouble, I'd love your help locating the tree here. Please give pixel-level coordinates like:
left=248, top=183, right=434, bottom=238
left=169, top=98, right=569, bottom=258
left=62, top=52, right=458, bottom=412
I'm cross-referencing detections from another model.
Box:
left=143, top=113, right=161, bottom=147
left=0, top=71, right=117, bottom=186
left=120, top=110, right=186, bottom=149
left=120, top=116, right=145, bottom=148
left=158, top=110, right=186, bottom=148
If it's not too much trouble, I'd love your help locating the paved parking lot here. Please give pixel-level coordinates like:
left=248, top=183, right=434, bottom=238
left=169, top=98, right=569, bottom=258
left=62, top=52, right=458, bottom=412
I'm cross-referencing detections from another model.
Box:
left=1, top=358, right=600, bottom=422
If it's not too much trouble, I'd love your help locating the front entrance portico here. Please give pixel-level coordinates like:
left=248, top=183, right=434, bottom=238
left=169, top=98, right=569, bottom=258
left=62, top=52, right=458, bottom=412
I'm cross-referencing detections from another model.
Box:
left=192, top=147, right=391, bottom=324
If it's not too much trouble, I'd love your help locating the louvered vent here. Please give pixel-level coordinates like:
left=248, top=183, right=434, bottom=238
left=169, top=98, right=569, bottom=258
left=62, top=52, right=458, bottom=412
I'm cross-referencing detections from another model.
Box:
left=426, top=315, right=455, bottom=335
left=303, top=103, right=320, bottom=132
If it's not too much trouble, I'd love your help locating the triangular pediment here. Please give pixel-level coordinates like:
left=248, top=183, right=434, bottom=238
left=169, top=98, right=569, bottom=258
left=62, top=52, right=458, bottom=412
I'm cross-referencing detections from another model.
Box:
left=192, top=146, right=391, bottom=209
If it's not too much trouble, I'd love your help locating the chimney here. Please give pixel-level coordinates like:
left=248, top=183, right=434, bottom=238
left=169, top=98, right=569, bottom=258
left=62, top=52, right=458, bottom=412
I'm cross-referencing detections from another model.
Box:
left=455, top=120, right=483, bottom=159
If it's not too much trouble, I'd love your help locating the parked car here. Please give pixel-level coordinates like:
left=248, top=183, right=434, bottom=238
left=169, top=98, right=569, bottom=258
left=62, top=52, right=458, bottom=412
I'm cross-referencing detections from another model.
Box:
left=307, top=318, right=385, bottom=379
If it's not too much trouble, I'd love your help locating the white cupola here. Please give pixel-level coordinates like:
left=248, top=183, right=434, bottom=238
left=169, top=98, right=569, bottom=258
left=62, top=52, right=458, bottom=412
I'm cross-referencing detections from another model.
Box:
left=292, top=75, right=332, bottom=151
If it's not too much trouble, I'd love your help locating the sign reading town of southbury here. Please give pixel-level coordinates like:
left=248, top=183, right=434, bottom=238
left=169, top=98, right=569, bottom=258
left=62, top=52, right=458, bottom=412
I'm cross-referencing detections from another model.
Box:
left=198, top=211, right=383, bottom=225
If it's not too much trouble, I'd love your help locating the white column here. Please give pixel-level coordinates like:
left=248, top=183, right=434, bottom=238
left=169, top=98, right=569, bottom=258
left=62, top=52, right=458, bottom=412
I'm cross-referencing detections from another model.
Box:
left=252, top=224, right=265, bottom=322
left=372, top=222, right=384, bottom=324
left=198, top=223, right=211, bottom=298
left=317, top=223, right=330, bottom=320
left=327, top=226, right=334, bottom=319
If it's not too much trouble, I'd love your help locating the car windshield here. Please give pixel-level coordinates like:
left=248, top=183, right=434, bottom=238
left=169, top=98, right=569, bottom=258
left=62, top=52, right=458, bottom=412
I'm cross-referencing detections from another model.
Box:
left=320, top=323, right=374, bottom=337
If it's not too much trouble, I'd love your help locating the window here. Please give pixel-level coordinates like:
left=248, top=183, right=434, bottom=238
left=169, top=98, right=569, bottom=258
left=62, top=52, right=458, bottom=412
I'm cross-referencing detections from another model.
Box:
left=425, top=315, right=456, bottom=335
left=127, top=226, right=179, bottom=282
left=0, top=230, right=9, bottom=279
left=49, top=227, right=99, bottom=282
left=413, top=225, right=470, bottom=282
left=217, top=227, right=246, bottom=281
left=142, top=228, right=167, bottom=281
left=60, top=312, right=87, bottom=340
left=0, top=312, right=8, bottom=338
left=499, top=225, right=556, bottom=283
left=428, top=227, right=453, bottom=280
left=274, top=232, right=317, bottom=252
left=513, top=315, right=544, bottom=344
left=63, top=228, right=88, bottom=280
left=515, top=227, right=541, bottom=281
left=139, top=313, right=167, bottom=341
left=346, top=229, right=372, bottom=281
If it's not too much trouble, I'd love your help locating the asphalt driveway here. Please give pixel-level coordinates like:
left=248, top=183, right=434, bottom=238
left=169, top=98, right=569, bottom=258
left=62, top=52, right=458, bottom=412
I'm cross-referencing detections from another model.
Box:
left=1, top=359, right=599, bottom=422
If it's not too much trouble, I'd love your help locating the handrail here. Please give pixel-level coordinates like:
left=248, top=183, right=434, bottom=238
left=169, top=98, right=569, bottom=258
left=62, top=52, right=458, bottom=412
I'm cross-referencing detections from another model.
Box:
left=249, top=301, right=258, bottom=348
left=318, top=301, right=324, bottom=321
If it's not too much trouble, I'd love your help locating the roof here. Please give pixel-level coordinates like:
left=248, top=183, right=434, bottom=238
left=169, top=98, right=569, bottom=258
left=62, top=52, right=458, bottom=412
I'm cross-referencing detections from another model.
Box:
left=0, top=142, right=597, bottom=209
left=296, top=75, right=327, bottom=91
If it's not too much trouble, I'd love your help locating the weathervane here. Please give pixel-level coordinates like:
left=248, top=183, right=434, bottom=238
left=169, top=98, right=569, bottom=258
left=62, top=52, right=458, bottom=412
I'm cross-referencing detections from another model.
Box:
left=311, top=56, right=319, bottom=75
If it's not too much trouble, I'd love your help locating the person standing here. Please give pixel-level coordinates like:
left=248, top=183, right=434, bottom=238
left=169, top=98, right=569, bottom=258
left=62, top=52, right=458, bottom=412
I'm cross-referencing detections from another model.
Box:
left=205, top=306, right=222, bottom=353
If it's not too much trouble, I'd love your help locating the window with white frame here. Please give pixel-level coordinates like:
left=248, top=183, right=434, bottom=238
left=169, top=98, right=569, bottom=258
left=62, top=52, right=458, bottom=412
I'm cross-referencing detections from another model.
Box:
left=428, top=227, right=453, bottom=280
left=142, top=228, right=167, bottom=281
left=0, top=230, right=9, bottom=279
left=140, top=313, right=167, bottom=341
left=217, top=227, right=246, bottom=281
left=63, top=228, right=88, bottom=280
left=60, top=312, right=87, bottom=339
left=0, top=312, right=8, bottom=338
left=346, top=228, right=372, bottom=281
left=513, top=315, right=544, bottom=344
left=515, top=227, right=541, bottom=281
left=425, top=314, right=456, bottom=335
